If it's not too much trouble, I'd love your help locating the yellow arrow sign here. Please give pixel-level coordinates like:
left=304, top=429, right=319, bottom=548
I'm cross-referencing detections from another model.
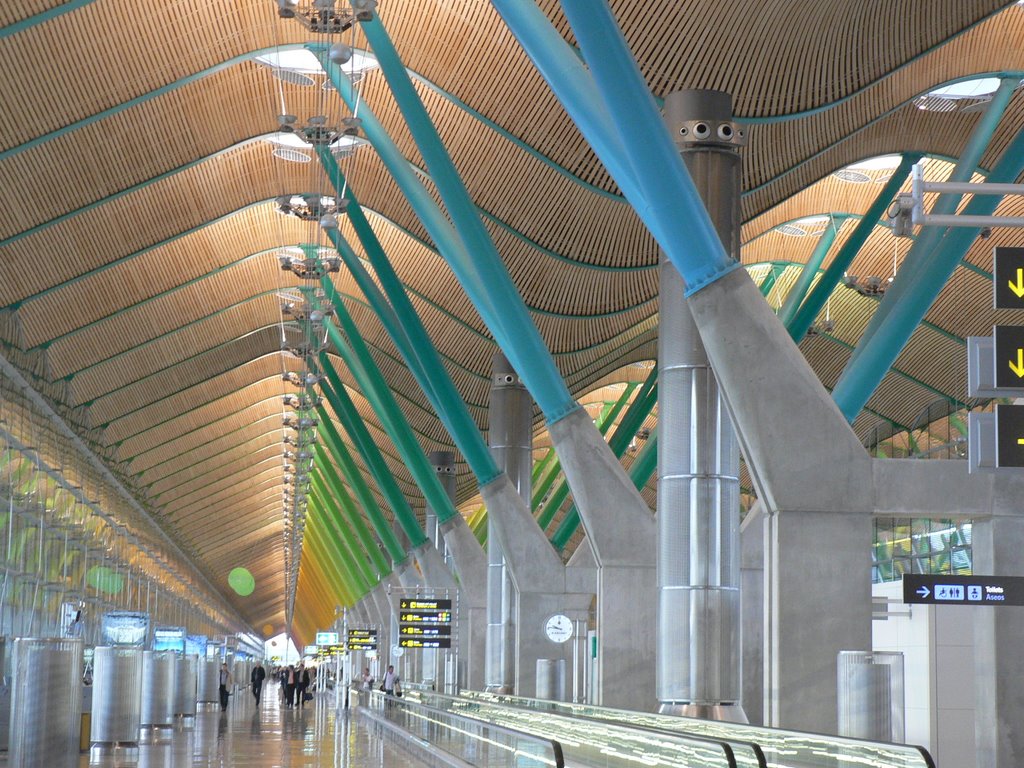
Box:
left=1018, top=438, right=1024, bottom=445
left=1010, top=268, right=1024, bottom=299
left=1011, top=348, right=1024, bottom=379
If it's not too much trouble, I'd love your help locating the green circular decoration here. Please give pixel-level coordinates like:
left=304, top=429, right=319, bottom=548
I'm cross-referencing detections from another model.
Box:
left=228, top=567, right=256, bottom=596
left=87, top=565, right=124, bottom=595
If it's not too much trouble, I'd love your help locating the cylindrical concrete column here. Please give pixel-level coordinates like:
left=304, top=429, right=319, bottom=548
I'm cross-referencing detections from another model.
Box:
left=9, top=637, right=83, bottom=768
left=197, top=658, right=220, bottom=705
left=657, top=90, right=745, bottom=721
left=486, top=353, right=532, bottom=693
left=426, top=451, right=457, bottom=557
left=90, top=646, right=143, bottom=756
left=174, top=654, right=198, bottom=719
left=140, top=650, right=176, bottom=731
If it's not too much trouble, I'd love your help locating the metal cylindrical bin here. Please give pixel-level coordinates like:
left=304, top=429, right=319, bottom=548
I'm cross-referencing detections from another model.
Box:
left=197, top=658, right=220, bottom=704
left=9, top=637, right=83, bottom=768
left=837, top=651, right=905, bottom=742
left=91, top=646, right=143, bottom=752
left=141, top=650, right=176, bottom=729
left=535, top=658, right=566, bottom=702
left=174, top=654, right=198, bottom=718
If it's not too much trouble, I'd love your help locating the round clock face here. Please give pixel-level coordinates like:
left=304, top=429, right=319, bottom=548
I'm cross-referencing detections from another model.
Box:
left=544, top=614, right=573, bottom=643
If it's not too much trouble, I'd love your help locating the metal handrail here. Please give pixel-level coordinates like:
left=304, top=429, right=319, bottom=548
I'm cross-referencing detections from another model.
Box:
left=406, top=688, right=742, bottom=768
left=462, top=689, right=936, bottom=768
left=362, top=689, right=565, bottom=768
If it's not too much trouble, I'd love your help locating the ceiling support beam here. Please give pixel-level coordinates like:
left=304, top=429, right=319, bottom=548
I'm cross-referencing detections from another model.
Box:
left=314, top=362, right=427, bottom=550
left=550, top=370, right=658, bottom=548
left=776, top=217, right=844, bottom=327
left=307, top=495, right=374, bottom=594
left=536, top=380, right=639, bottom=532
left=786, top=156, right=919, bottom=341
left=312, top=405, right=406, bottom=565
left=833, top=80, right=1024, bottom=422
left=317, top=150, right=500, bottom=486
left=320, top=313, right=460, bottom=531
left=318, top=41, right=578, bottom=423
left=310, top=465, right=389, bottom=579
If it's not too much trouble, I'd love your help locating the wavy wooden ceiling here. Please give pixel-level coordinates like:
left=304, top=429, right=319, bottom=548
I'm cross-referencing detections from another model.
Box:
left=0, top=0, right=1021, bottom=636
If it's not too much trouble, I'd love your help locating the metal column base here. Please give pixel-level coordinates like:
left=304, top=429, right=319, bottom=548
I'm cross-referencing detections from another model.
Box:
left=658, top=702, right=749, bottom=723
left=89, top=743, right=139, bottom=763
left=138, top=725, right=175, bottom=743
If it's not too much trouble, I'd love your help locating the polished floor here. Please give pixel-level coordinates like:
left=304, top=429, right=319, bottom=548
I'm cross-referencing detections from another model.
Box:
left=26, top=683, right=432, bottom=768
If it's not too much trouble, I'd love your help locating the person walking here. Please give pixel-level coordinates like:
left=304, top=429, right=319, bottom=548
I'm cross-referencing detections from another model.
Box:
left=381, top=664, right=400, bottom=698
left=219, top=662, right=232, bottom=711
left=297, top=663, right=311, bottom=708
left=284, top=664, right=297, bottom=708
left=251, top=661, right=266, bottom=706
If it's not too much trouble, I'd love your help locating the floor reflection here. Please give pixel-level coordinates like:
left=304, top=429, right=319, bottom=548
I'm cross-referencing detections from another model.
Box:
left=17, top=683, right=438, bottom=768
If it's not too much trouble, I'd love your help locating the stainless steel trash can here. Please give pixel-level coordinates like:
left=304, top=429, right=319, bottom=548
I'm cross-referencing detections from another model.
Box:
left=9, top=637, right=83, bottom=768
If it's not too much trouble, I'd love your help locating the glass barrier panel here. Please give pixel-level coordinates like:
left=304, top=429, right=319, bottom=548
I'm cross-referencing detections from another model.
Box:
left=460, top=690, right=935, bottom=768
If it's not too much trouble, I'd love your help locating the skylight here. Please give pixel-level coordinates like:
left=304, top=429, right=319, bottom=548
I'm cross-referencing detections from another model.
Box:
left=775, top=215, right=832, bottom=237
left=254, top=48, right=378, bottom=76
left=928, top=77, right=1002, bottom=100
left=848, top=155, right=904, bottom=172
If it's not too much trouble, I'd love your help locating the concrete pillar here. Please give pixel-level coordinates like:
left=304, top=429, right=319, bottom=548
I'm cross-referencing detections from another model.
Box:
left=658, top=89, right=744, bottom=722
left=687, top=262, right=874, bottom=732
left=486, top=353, right=532, bottom=692
left=972, top=513, right=1024, bottom=767
left=740, top=504, right=764, bottom=726
left=426, top=451, right=455, bottom=563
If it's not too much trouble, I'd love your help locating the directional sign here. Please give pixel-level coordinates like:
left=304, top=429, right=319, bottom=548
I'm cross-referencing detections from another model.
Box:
left=399, top=625, right=451, bottom=637
left=400, top=609, right=452, bottom=623
left=346, top=628, right=378, bottom=651
left=399, top=637, right=452, bottom=649
left=993, top=247, right=1024, bottom=309
left=399, top=598, right=452, bottom=612
left=994, top=326, right=1024, bottom=389
left=996, top=404, right=1024, bottom=468
left=398, top=596, right=453, bottom=652
left=904, top=574, right=1024, bottom=606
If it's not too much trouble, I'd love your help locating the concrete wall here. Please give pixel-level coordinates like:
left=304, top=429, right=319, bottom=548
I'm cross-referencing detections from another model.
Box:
left=872, top=581, right=977, bottom=767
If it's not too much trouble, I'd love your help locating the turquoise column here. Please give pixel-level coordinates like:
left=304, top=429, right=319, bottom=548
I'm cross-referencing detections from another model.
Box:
left=786, top=155, right=919, bottom=341
left=315, top=147, right=500, bottom=484
left=834, top=92, right=1024, bottom=421
left=776, top=218, right=842, bottom=328
left=493, top=0, right=736, bottom=293
left=313, top=360, right=429, bottom=548
left=312, top=38, right=580, bottom=424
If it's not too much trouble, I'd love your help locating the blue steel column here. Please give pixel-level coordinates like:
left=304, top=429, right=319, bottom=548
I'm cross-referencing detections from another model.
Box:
left=776, top=220, right=841, bottom=329
left=832, top=78, right=1018, bottom=420
left=657, top=91, right=745, bottom=722
left=485, top=354, right=532, bottom=693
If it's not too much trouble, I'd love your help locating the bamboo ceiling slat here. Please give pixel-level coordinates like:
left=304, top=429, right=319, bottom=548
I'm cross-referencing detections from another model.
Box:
left=155, top=450, right=284, bottom=512
left=146, top=438, right=285, bottom=503
left=123, top=395, right=283, bottom=473
left=136, top=412, right=284, bottom=486
left=0, top=0, right=64, bottom=28
left=22, top=225, right=303, bottom=351
left=116, top=377, right=286, bottom=458
left=163, top=468, right=282, bottom=519
left=45, top=259, right=305, bottom=375
left=67, top=296, right=284, bottom=402
left=106, top=354, right=297, bottom=443
left=151, top=444, right=284, bottom=506
left=0, top=145, right=326, bottom=311
left=87, top=327, right=283, bottom=420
